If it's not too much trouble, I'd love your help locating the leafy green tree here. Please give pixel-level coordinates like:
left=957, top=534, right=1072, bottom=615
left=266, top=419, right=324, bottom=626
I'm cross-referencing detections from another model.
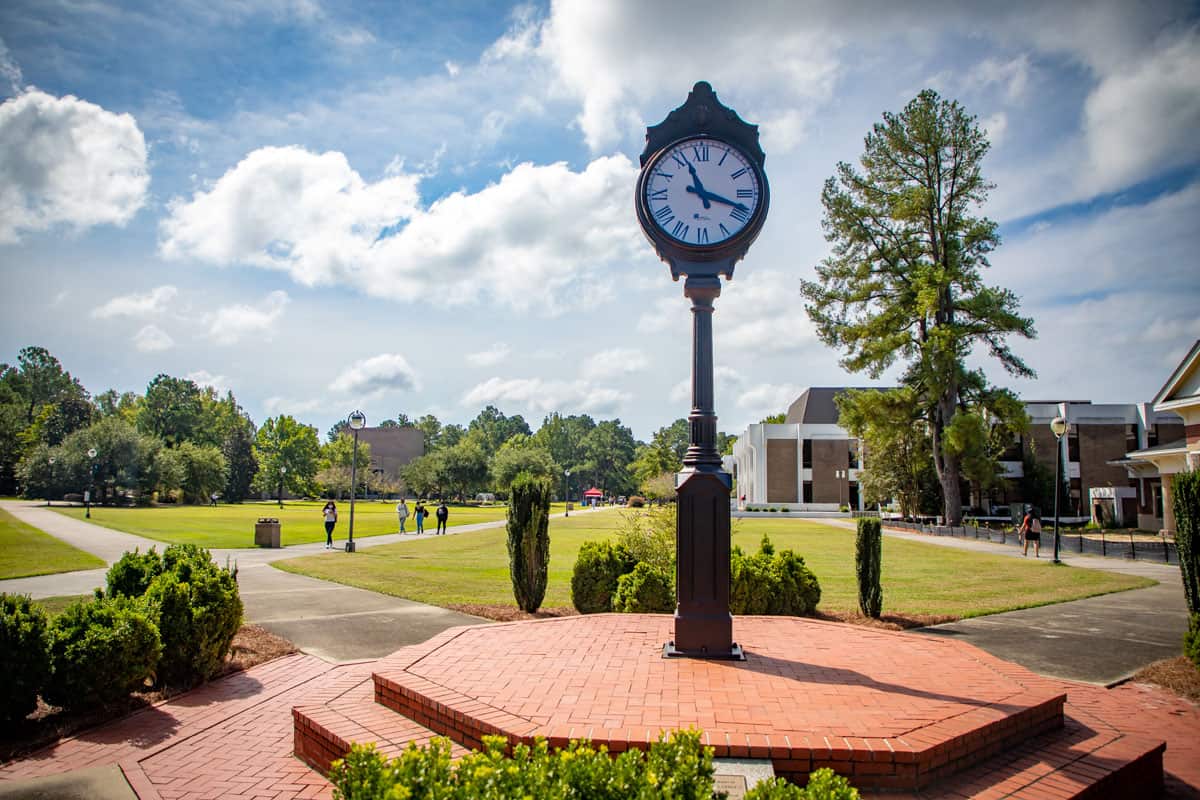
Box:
left=837, top=388, right=933, bottom=518
left=581, top=419, right=637, bottom=494
left=94, top=389, right=141, bottom=424
left=399, top=451, right=442, bottom=497
left=137, top=374, right=204, bottom=447
left=467, top=405, right=531, bottom=459
left=22, top=417, right=164, bottom=502
left=438, top=439, right=489, bottom=500
left=253, top=415, right=321, bottom=498
left=489, top=435, right=559, bottom=490
left=801, top=90, right=1036, bottom=525
left=221, top=422, right=257, bottom=502
left=175, top=442, right=228, bottom=504
left=317, top=433, right=373, bottom=499
left=439, top=423, right=466, bottom=449
left=414, top=414, right=442, bottom=450
left=760, top=413, right=786, bottom=424
left=717, top=431, right=737, bottom=456
left=531, top=412, right=595, bottom=471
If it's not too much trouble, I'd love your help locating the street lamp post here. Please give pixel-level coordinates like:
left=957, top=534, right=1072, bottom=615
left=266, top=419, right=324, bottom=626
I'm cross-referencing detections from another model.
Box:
left=278, top=465, right=287, bottom=509
left=1050, top=416, right=1068, bottom=564
left=564, top=469, right=571, bottom=517
left=835, top=469, right=847, bottom=511
left=86, top=448, right=97, bottom=518
left=47, top=456, right=56, bottom=506
left=347, top=410, right=366, bottom=553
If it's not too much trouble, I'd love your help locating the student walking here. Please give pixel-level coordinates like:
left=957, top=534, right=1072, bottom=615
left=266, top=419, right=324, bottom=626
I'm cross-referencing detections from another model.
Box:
left=436, top=501, right=449, bottom=535
left=396, top=498, right=409, bottom=533
left=322, top=501, right=338, bottom=549
left=414, top=502, right=426, bottom=534
left=1020, top=506, right=1042, bottom=558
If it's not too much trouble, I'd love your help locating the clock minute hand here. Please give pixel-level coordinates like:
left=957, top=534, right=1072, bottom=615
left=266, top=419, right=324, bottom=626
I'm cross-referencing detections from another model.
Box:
left=695, top=188, right=748, bottom=212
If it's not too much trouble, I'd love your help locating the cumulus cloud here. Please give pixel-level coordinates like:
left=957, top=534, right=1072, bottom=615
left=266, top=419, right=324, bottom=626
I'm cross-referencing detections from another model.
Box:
left=588, top=348, right=650, bottom=379
left=162, top=147, right=646, bottom=312
left=92, top=285, right=178, bottom=319
left=466, top=343, right=511, bottom=367
left=0, top=37, right=22, bottom=95
left=133, top=324, right=174, bottom=353
left=669, top=366, right=746, bottom=405
left=332, top=353, right=420, bottom=396
left=207, top=290, right=289, bottom=345
left=0, top=90, right=148, bottom=243
left=736, top=382, right=804, bottom=418
left=463, top=376, right=629, bottom=416
left=186, top=370, right=231, bottom=394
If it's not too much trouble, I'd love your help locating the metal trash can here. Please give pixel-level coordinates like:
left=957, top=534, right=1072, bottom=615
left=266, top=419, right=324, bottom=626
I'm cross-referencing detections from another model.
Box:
left=255, top=517, right=281, bottom=548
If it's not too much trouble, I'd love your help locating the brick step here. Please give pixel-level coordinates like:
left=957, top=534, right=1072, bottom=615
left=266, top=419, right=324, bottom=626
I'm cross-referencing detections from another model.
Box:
left=293, top=674, right=469, bottom=775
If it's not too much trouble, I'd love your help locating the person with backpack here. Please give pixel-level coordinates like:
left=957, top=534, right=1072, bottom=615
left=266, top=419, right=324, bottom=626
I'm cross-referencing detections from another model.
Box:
left=436, top=501, right=449, bottom=535
left=414, top=501, right=427, bottom=534
left=1020, top=506, right=1042, bottom=558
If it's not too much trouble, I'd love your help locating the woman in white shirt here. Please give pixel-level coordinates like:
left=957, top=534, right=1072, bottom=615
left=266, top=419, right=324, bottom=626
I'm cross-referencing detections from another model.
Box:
left=396, top=498, right=409, bottom=533
left=322, top=501, right=338, bottom=549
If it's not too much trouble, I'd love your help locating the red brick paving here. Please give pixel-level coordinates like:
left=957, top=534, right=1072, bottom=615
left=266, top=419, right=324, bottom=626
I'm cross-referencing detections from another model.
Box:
left=2, top=625, right=1198, bottom=799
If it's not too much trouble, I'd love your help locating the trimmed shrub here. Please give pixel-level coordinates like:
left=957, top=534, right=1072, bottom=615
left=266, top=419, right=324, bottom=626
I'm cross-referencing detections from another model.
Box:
left=856, top=518, right=883, bottom=618
left=44, top=596, right=161, bottom=709
left=627, top=495, right=646, bottom=508
left=507, top=474, right=552, bottom=613
left=106, top=547, right=163, bottom=598
left=731, top=536, right=821, bottom=616
left=571, top=541, right=636, bottom=613
left=331, top=729, right=716, bottom=800
left=1186, top=613, right=1200, bottom=671
left=144, top=545, right=242, bottom=686
left=744, top=768, right=860, bottom=799
left=613, top=562, right=674, bottom=613
left=1173, top=471, right=1200, bottom=615
left=1, top=594, right=50, bottom=722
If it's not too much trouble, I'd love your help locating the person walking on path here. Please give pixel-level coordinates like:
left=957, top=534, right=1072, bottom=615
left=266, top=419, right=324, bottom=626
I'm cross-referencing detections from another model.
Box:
left=436, top=501, right=449, bottom=535
left=322, top=501, right=338, bottom=549
left=1020, top=506, right=1042, bottom=558
left=396, top=498, right=410, bottom=534
left=414, top=501, right=426, bottom=534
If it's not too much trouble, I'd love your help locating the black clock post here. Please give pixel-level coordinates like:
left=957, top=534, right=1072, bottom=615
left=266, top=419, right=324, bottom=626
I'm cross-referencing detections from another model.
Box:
left=635, top=82, right=769, bottom=660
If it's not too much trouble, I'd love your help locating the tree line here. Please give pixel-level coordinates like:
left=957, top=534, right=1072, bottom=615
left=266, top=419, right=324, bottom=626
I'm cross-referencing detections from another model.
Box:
left=0, top=346, right=737, bottom=504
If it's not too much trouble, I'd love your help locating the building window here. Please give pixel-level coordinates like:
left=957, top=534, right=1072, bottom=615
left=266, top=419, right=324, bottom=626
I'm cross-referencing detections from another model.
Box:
left=802, top=481, right=812, bottom=503
left=802, top=439, right=812, bottom=469
left=848, top=482, right=860, bottom=509
left=1125, top=424, right=1138, bottom=453
left=1067, top=432, right=1080, bottom=463
left=848, top=442, right=859, bottom=469
left=1148, top=425, right=1159, bottom=448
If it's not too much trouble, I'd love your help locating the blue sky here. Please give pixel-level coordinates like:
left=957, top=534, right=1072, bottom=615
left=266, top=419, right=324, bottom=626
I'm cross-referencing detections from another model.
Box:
left=2, top=0, right=1199, bottom=441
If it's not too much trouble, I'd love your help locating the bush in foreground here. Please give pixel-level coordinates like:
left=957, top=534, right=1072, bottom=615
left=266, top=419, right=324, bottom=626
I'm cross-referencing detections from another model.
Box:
left=571, top=540, right=636, bottom=613
left=613, top=561, right=674, bottom=613
left=1186, top=613, right=1200, bottom=672
left=0, top=594, right=50, bottom=722
left=855, top=518, right=883, bottom=619
left=506, top=474, right=552, bottom=613
left=329, top=732, right=858, bottom=799
left=106, top=547, right=164, bottom=598
left=1174, top=470, right=1200, bottom=615
left=730, top=536, right=821, bottom=616
left=43, top=596, right=161, bottom=710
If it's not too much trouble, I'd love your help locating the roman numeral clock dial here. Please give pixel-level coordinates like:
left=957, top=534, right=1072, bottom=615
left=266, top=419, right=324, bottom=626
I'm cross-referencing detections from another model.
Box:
left=641, top=137, right=762, bottom=247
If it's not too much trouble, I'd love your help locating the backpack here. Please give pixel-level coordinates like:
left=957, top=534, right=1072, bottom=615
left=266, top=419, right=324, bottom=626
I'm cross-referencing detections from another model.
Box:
left=1031, top=518, right=1042, bottom=534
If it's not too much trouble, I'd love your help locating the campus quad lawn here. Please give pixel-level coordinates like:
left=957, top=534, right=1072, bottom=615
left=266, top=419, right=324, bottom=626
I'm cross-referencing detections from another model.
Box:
left=274, top=511, right=1154, bottom=618
left=49, top=500, right=541, bottom=550
left=0, top=508, right=104, bottom=579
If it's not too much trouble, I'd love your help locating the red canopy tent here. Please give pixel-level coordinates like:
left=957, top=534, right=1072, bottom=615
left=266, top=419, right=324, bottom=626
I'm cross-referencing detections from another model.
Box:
left=582, top=488, right=603, bottom=499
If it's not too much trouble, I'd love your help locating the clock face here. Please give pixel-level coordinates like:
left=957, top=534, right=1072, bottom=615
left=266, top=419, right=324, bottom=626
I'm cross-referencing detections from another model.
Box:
left=642, top=137, right=762, bottom=247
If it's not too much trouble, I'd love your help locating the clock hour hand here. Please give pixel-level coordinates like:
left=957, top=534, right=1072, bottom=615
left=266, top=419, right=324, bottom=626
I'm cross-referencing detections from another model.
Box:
left=693, top=188, right=748, bottom=213
left=683, top=158, right=711, bottom=209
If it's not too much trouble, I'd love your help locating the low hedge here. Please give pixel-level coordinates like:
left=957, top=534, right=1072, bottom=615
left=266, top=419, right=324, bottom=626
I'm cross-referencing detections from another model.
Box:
left=43, top=596, right=161, bottom=710
left=571, top=540, right=636, bottom=613
left=1186, top=613, right=1200, bottom=671
left=730, top=536, right=821, bottom=616
left=0, top=594, right=50, bottom=722
left=612, top=562, right=674, bottom=613
left=329, top=731, right=858, bottom=799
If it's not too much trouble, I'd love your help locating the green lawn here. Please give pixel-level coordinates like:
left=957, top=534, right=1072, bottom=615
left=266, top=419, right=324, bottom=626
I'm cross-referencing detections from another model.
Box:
left=0, top=508, right=105, bottom=579
left=274, top=511, right=1154, bottom=618
left=49, top=501, right=561, bottom=549
left=32, top=594, right=92, bottom=617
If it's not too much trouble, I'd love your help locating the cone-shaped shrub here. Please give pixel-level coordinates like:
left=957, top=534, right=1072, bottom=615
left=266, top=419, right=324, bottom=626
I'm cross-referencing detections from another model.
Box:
left=856, top=517, right=883, bottom=619
left=507, top=473, right=552, bottom=612
left=1173, top=471, right=1200, bottom=615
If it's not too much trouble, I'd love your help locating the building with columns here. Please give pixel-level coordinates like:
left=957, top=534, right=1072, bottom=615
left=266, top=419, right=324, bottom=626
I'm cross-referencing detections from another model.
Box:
left=1121, top=340, right=1200, bottom=533
left=732, top=386, right=1183, bottom=521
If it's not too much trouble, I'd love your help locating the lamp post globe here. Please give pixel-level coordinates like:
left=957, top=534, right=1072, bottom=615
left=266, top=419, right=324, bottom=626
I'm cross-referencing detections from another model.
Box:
left=85, top=448, right=98, bottom=518
left=1050, top=416, right=1068, bottom=564
left=347, top=410, right=366, bottom=552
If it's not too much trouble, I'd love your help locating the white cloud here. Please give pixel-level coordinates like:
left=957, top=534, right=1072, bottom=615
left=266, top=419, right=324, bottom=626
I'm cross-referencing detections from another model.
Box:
left=636, top=296, right=682, bottom=335
left=720, top=269, right=819, bottom=355
left=92, top=285, right=178, bottom=319
left=332, top=353, right=420, bottom=396
left=1081, top=28, right=1200, bottom=195
left=588, top=348, right=649, bottom=379
left=981, top=112, right=1008, bottom=148
left=186, top=370, right=231, bottom=394
left=669, top=365, right=747, bottom=404
left=207, top=290, right=289, bottom=345
left=162, top=147, right=647, bottom=311
left=736, top=382, right=804, bottom=418
left=0, top=90, right=148, bottom=243
left=133, top=324, right=174, bottom=353
left=463, top=376, right=629, bottom=416
left=0, top=37, right=22, bottom=95
left=963, top=55, right=1031, bottom=103
left=466, top=343, right=511, bottom=367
